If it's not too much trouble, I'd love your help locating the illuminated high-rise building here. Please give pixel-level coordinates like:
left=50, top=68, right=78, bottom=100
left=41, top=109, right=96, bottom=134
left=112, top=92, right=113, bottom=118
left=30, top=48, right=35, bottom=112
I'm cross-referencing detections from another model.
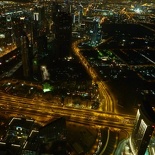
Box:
left=21, top=34, right=33, bottom=78
left=130, top=101, right=155, bottom=155
left=78, top=4, right=83, bottom=24
left=33, top=5, right=45, bottom=43
left=91, top=18, right=99, bottom=46
left=33, top=12, right=39, bottom=43
left=6, top=15, right=13, bottom=45
left=21, top=36, right=29, bottom=78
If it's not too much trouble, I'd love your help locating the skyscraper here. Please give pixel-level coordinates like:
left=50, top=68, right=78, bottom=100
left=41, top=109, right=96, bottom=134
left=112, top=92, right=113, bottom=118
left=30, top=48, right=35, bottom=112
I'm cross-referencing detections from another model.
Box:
left=53, top=10, right=72, bottom=59
left=6, top=15, right=13, bottom=45
left=20, top=33, right=33, bottom=79
left=130, top=101, right=155, bottom=155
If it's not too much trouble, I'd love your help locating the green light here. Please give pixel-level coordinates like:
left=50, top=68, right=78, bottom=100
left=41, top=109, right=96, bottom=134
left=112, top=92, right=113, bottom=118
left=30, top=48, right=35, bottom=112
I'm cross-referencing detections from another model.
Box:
left=33, top=60, right=37, bottom=65
left=43, top=82, right=54, bottom=93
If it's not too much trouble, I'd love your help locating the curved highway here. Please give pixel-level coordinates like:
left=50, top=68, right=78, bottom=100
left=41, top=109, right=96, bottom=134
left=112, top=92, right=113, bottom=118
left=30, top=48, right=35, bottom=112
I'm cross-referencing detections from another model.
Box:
left=72, top=39, right=114, bottom=112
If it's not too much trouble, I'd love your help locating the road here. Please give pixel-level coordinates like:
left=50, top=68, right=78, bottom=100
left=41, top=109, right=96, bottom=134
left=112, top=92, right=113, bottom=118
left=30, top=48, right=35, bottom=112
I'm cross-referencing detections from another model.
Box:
left=0, top=62, right=22, bottom=80
left=72, top=39, right=115, bottom=112
left=0, top=44, right=17, bottom=58
left=0, top=90, right=135, bottom=130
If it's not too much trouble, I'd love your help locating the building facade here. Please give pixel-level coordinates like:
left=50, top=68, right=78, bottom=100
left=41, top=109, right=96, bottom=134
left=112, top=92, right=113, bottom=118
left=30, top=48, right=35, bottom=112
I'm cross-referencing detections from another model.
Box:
left=21, top=34, right=33, bottom=78
left=130, top=101, right=155, bottom=155
left=53, top=10, right=72, bottom=59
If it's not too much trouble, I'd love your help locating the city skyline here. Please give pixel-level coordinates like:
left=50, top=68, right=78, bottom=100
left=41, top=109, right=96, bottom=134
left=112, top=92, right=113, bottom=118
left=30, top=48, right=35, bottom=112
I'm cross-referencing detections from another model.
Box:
left=0, top=0, right=155, bottom=154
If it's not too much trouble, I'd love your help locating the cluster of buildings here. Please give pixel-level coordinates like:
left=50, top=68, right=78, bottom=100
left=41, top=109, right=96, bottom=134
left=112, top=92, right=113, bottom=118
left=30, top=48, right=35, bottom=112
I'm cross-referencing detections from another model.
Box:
left=130, top=101, right=155, bottom=155
left=0, top=1, right=73, bottom=79
left=1, top=0, right=154, bottom=79
left=0, top=0, right=155, bottom=155
left=0, top=117, right=67, bottom=155
left=116, top=101, right=155, bottom=155
left=0, top=101, right=155, bottom=155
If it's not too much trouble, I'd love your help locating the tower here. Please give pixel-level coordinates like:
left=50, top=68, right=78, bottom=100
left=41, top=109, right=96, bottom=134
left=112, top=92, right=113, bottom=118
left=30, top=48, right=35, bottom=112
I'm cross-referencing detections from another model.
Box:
left=78, top=3, right=83, bottom=24
left=33, top=11, right=39, bottom=43
left=130, top=101, right=155, bottom=155
left=53, top=11, right=72, bottom=59
left=6, top=15, right=13, bottom=45
left=21, top=34, right=33, bottom=78
left=21, top=36, right=29, bottom=78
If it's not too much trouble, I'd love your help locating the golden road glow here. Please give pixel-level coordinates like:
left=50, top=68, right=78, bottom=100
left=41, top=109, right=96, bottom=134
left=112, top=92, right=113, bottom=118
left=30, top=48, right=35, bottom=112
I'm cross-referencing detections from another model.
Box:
left=72, top=39, right=115, bottom=112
